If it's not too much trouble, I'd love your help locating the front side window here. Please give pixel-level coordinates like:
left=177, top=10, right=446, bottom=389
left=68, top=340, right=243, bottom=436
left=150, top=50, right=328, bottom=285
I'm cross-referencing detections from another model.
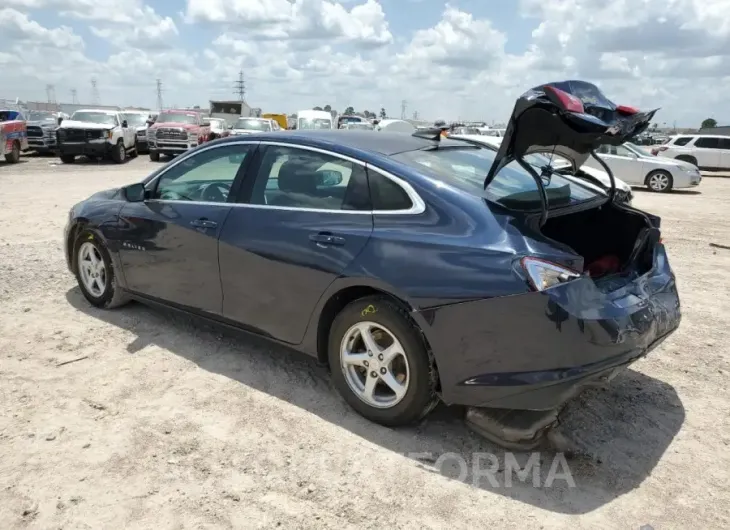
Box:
left=250, top=146, right=369, bottom=211
left=393, top=146, right=600, bottom=211
left=71, top=111, right=118, bottom=126
left=153, top=145, right=250, bottom=202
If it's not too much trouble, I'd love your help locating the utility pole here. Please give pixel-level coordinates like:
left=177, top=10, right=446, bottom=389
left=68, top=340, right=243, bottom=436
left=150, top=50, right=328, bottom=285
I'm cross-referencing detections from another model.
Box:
left=412, top=110, right=419, bottom=121
left=156, top=79, right=164, bottom=110
left=401, top=99, right=407, bottom=120
left=90, top=77, right=100, bottom=106
left=234, top=70, right=246, bottom=102
left=46, top=84, right=56, bottom=104
left=70, top=88, right=78, bottom=104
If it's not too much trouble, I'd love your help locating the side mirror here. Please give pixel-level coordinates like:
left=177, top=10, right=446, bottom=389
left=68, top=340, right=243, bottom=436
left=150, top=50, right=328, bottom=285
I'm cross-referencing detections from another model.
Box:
left=57, top=117, right=64, bottom=125
left=122, top=120, right=128, bottom=128
left=123, top=182, right=147, bottom=202
left=316, top=169, right=343, bottom=187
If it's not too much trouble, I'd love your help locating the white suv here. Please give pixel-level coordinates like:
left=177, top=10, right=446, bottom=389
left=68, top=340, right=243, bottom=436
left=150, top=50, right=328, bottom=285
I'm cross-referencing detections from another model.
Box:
left=653, top=134, right=730, bottom=171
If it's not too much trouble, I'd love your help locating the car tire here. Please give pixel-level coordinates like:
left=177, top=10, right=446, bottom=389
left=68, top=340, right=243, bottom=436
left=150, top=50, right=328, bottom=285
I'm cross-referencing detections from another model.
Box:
left=60, top=154, right=75, bottom=164
left=129, top=140, right=138, bottom=158
left=4, top=141, right=20, bottom=163
left=111, top=140, right=126, bottom=164
left=328, top=296, right=438, bottom=427
left=149, top=150, right=160, bottom=162
left=645, top=170, right=673, bottom=192
left=73, top=230, right=130, bottom=309
left=675, top=155, right=697, bottom=166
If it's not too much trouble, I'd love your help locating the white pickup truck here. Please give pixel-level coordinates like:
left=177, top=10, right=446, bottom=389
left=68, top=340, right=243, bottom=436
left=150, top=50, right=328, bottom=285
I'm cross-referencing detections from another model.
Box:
left=56, top=109, right=137, bottom=164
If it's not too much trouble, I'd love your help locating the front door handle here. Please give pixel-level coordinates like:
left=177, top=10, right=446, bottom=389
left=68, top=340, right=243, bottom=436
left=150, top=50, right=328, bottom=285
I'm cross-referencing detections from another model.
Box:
left=309, top=232, right=346, bottom=246
left=190, top=218, right=218, bottom=229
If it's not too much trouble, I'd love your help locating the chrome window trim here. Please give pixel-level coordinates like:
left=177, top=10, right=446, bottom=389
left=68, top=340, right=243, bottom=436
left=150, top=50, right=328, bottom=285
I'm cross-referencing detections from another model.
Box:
left=144, top=140, right=426, bottom=216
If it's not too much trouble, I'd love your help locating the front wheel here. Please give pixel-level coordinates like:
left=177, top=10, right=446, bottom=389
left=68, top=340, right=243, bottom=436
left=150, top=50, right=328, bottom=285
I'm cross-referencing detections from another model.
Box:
left=4, top=141, right=20, bottom=163
left=328, top=296, right=438, bottom=427
left=646, top=170, right=673, bottom=192
left=149, top=150, right=160, bottom=162
left=73, top=230, right=130, bottom=309
left=111, top=140, right=126, bottom=164
left=60, top=153, right=75, bottom=164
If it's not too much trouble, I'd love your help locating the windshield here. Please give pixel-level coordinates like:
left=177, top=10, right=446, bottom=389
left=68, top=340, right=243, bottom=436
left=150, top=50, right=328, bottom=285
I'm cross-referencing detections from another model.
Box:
left=71, top=111, right=118, bottom=125
left=157, top=112, right=198, bottom=124
left=345, top=123, right=373, bottom=130
left=234, top=119, right=270, bottom=131
left=393, top=146, right=601, bottom=210
left=338, top=116, right=363, bottom=126
left=28, top=111, right=56, bottom=122
left=299, top=118, right=332, bottom=130
left=123, top=114, right=147, bottom=126
left=626, top=142, right=654, bottom=157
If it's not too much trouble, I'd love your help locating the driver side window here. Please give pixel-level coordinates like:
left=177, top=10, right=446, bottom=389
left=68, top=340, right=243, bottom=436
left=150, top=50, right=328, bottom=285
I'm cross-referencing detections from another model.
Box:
left=153, top=145, right=251, bottom=203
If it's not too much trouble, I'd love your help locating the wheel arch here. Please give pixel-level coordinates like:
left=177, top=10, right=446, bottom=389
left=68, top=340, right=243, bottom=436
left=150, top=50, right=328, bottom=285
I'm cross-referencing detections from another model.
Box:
left=309, top=280, right=440, bottom=390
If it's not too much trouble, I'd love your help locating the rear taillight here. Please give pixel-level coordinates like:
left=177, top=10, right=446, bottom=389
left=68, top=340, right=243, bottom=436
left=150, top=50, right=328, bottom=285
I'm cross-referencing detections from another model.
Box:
left=521, top=257, right=581, bottom=291
left=544, top=86, right=585, bottom=114
left=616, top=105, right=639, bottom=115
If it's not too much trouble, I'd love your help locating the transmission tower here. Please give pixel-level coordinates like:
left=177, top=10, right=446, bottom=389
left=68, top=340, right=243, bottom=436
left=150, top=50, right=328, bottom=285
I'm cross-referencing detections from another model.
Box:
left=412, top=110, right=419, bottom=121
left=400, top=100, right=407, bottom=120
left=71, top=88, right=78, bottom=104
left=46, top=84, right=56, bottom=104
left=90, top=77, right=100, bottom=105
left=234, top=70, right=246, bottom=102
left=156, top=79, right=164, bottom=110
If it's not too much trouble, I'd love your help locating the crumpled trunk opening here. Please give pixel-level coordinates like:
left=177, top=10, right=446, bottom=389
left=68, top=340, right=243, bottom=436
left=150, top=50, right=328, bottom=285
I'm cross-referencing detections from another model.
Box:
left=540, top=204, right=658, bottom=284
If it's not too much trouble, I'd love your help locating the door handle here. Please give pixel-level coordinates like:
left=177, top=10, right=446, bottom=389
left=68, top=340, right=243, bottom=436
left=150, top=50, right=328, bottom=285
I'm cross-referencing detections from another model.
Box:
left=309, top=232, right=346, bottom=246
left=190, top=218, right=218, bottom=229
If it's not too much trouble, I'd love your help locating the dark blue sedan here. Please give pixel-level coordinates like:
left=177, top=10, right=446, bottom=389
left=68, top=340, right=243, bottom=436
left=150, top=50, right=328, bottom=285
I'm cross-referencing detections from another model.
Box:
left=64, top=85, right=681, bottom=447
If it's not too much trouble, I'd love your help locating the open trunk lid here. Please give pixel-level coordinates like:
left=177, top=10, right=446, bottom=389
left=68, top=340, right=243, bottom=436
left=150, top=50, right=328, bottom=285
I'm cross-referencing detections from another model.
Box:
left=485, top=80, right=657, bottom=224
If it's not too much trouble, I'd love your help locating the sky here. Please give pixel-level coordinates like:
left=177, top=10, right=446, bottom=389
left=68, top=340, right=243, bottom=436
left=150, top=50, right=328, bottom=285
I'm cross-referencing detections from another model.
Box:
left=1, top=0, right=729, bottom=127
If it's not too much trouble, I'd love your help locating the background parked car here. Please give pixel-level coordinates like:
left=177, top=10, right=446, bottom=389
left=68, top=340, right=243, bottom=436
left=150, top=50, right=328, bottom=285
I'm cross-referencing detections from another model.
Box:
left=229, top=117, right=279, bottom=135
left=122, top=111, right=151, bottom=154
left=653, top=134, right=730, bottom=171
left=204, top=117, right=231, bottom=140
left=586, top=142, right=702, bottom=193
left=26, top=110, right=64, bottom=155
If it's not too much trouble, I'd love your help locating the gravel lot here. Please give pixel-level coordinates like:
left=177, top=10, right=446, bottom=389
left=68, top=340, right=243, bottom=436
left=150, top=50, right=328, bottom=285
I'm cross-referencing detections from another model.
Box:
left=1, top=154, right=729, bottom=529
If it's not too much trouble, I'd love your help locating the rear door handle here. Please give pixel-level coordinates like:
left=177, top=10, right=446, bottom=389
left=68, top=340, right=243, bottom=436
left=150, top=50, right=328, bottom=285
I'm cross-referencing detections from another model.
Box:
left=309, top=232, right=346, bottom=246
left=190, top=218, right=218, bottom=229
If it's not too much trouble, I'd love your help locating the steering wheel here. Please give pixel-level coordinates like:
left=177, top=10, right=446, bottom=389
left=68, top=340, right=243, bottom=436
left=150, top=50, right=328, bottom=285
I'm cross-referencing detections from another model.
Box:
left=200, top=182, right=231, bottom=202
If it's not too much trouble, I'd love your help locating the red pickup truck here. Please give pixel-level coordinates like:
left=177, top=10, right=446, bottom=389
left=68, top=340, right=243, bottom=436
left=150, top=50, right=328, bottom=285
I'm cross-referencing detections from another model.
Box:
left=146, top=109, right=211, bottom=161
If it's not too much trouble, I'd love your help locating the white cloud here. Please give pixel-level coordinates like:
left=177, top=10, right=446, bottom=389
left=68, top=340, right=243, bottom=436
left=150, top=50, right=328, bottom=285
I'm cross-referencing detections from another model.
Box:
left=2, top=0, right=730, bottom=125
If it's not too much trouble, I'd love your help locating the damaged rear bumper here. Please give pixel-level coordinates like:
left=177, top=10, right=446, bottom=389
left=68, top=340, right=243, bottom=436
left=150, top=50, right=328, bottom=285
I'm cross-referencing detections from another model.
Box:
left=421, top=244, right=681, bottom=410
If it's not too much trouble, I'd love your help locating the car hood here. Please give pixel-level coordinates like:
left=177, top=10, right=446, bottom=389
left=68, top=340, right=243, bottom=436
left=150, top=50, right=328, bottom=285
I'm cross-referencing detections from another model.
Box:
left=151, top=122, right=199, bottom=131
left=29, top=120, right=58, bottom=128
left=59, top=120, right=114, bottom=130
left=646, top=156, right=697, bottom=171
left=486, top=80, right=657, bottom=188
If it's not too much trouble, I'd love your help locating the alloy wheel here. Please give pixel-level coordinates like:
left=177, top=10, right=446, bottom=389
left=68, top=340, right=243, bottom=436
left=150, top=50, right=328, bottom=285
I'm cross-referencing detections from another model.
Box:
left=78, top=242, right=107, bottom=297
left=340, top=322, right=410, bottom=409
left=649, top=172, right=669, bottom=191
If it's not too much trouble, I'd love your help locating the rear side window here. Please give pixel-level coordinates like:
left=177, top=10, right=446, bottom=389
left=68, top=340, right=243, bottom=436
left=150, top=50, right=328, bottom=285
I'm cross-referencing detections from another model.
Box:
left=368, top=171, right=413, bottom=211
left=719, top=138, right=730, bottom=150
left=694, top=137, right=720, bottom=149
left=671, top=137, right=693, bottom=146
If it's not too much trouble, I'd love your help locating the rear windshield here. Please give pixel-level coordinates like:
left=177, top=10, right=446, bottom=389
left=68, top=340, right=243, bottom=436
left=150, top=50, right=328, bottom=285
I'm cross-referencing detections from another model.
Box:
left=392, top=146, right=602, bottom=210
left=235, top=119, right=271, bottom=131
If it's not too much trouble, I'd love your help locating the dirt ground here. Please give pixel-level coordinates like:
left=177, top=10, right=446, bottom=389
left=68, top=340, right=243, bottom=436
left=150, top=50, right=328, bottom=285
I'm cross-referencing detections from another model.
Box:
left=1, top=154, right=729, bottom=530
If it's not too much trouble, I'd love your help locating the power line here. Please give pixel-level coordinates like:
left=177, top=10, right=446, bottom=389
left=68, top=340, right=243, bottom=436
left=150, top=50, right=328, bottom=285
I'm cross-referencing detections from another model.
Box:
left=90, top=77, right=100, bottom=106
left=156, top=79, right=164, bottom=110
left=46, top=84, right=56, bottom=104
left=234, top=70, right=246, bottom=102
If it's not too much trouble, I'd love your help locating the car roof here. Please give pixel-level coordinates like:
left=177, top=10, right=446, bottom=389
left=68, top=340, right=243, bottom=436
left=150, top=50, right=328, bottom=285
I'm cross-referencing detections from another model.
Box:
left=75, top=109, right=118, bottom=114
left=217, top=130, right=467, bottom=156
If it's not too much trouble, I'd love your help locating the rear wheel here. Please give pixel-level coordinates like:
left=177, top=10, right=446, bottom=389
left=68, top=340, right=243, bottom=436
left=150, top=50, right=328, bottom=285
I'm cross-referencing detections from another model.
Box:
left=73, top=230, right=130, bottom=309
left=328, top=296, right=438, bottom=427
left=60, top=154, right=75, bottom=164
left=675, top=155, right=697, bottom=166
left=129, top=139, right=138, bottom=158
left=4, top=141, right=20, bottom=163
left=645, top=170, right=673, bottom=192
